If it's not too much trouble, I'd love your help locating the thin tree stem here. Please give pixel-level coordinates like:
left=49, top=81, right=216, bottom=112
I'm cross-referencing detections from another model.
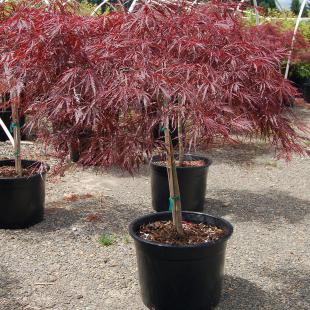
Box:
left=165, top=117, right=183, bottom=236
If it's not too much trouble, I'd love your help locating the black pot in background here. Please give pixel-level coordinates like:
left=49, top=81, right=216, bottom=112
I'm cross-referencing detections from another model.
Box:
left=0, top=160, right=48, bottom=229
left=289, top=74, right=305, bottom=93
left=0, top=109, right=26, bottom=142
left=129, top=211, right=233, bottom=310
left=150, top=154, right=212, bottom=212
left=303, top=79, right=310, bottom=103
left=68, top=144, right=80, bottom=163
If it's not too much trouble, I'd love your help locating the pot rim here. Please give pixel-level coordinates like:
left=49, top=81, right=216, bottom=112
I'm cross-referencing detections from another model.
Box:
left=129, top=211, right=233, bottom=249
left=150, top=153, right=212, bottom=169
left=0, top=159, right=50, bottom=181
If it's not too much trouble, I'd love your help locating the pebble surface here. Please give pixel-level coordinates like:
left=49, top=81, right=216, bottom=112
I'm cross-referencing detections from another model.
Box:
left=0, top=107, right=309, bottom=310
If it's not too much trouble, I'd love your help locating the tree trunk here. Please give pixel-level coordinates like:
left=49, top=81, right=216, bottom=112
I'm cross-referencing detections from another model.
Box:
left=11, top=93, right=22, bottom=176
left=164, top=118, right=183, bottom=235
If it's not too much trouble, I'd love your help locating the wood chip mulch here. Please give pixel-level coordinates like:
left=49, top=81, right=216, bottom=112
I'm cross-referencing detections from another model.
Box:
left=139, top=220, right=225, bottom=245
left=0, top=165, right=40, bottom=178
left=155, top=160, right=206, bottom=167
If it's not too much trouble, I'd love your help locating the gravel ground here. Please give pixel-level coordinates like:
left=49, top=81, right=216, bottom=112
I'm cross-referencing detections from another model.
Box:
left=0, top=107, right=310, bottom=310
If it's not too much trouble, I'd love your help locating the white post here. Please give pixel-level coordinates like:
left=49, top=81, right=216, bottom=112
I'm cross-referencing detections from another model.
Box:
left=284, top=0, right=308, bottom=79
left=252, top=0, right=260, bottom=26
left=91, top=0, right=109, bottom=16
left=0, top=117, right=15, bottom=147
left=128, top=0, right=138, bottom=13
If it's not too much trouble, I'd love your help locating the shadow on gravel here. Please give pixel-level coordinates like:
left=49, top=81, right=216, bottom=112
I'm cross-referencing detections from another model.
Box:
left=30, top=196, right=150, bottom=235
left=102, top=164, right=150, bottom=178
left=261, top=267, right=310, bottom=307
left=205, top=189, right=309, bottom=224
left=218, top=275, right=292, bottom=310
left=0, top=266, right=23, bottom=310
left=205, top=142, right=273, bottom=166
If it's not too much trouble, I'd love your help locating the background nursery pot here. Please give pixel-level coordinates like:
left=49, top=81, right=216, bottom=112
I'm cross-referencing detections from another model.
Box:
left=150, top=154, right=212, bottom=212
left=0, top=160, right=48, bottom=229
left=303, top=79, right=310, bottom=103
left=129, top=211, right=233, bottom=310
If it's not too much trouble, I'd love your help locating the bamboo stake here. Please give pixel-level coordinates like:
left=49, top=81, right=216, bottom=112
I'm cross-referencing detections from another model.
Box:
left=11, top=93, right=22, bottom=176
left=164, top=117, right=183, bottom=235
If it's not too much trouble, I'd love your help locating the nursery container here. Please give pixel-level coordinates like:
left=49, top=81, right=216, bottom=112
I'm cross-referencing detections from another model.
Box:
left=0, top=160, right=48, bottom=229
left=129, top=211, right=233, bottom=310
left=150, top=154, right=212, bottom=212
left=303, top=79, right=310, bottom=103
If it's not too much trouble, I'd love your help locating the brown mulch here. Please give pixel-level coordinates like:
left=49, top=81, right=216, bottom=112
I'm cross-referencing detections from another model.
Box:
left=0, top=165, right=39, bottom=178
left=139, top=220, right=225, bottom=245
left=155, top=160, right=205, bottom=167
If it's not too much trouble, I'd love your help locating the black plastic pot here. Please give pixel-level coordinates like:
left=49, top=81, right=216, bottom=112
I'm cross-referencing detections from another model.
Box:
left=129, top=211, right=233, bottom=310
left=150, top=154, right=211, bottom=212
left=303, top=80, right=310, bottom=103
left=68, top=144, right=80, bottom=163
left=0, top=160, right=48, bottom=229
left=289, top=74, right=304, bottom=93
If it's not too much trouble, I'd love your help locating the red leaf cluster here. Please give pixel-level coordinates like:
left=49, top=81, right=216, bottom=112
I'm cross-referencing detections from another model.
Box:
left=1, top=0, right=309, bottom=171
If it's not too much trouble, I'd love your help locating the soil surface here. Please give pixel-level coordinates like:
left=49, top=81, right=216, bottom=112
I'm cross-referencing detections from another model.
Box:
left=0, top=166, right=39, bottom=178
left=155, top=159, right=206, bottom=167
left=0, top=107, right=309, bottom=310
left=139, top=220, right=225, bottom=245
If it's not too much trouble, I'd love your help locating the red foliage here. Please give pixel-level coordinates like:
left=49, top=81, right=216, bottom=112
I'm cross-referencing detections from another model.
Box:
left=0, top=0, right=309, bottom=171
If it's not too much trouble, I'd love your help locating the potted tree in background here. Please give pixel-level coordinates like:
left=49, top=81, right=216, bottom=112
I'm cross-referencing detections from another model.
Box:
left=2, top=0, right=310, bottom=308
left=0, top=79, right=48, bottom=229
left=0, top=0, right=124, bottom=166
left=0, top=1, right=61, bottom=228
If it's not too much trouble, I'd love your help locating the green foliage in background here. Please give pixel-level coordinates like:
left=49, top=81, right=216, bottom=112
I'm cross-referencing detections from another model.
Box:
left=291, top=0, right=301, bottom=16
left=289, top=62, right=310, bottom=79
left=77, top=0, right=133, bottom=14
left=251, top=0, right=277, bottom=10
left=245, top=9, right=310, bottom=40
left=245, top=8, right=310, bottom=81
left=77, top=0, right=98, bottom=15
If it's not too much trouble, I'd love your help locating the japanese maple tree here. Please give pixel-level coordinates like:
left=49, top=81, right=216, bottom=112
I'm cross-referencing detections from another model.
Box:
left=1, top=0, right=309, bottom=233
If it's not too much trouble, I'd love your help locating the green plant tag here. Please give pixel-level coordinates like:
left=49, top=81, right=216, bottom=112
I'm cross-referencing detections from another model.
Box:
left=168, top=196, right=180, bottom=211
left=168, top=197, right=173, bottom=211
left=9, top=122, right=17, bottom=133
